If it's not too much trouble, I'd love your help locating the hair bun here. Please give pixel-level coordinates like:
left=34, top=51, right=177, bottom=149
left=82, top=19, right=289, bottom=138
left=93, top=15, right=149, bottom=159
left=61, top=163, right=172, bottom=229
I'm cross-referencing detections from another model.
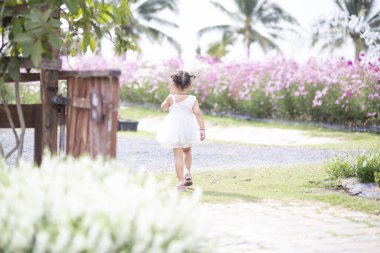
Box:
left=170, top=70, right=194, bottom=90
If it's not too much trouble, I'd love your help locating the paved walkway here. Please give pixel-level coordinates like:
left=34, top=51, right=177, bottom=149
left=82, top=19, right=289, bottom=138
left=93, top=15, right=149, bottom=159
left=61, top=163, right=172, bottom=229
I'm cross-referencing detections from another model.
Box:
left=199, top=201, right=380, bottom=253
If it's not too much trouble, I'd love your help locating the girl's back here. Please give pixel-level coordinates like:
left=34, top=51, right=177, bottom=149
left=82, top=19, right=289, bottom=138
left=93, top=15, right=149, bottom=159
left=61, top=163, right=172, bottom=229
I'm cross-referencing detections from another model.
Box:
left=169, top=95, right=196, bottom=115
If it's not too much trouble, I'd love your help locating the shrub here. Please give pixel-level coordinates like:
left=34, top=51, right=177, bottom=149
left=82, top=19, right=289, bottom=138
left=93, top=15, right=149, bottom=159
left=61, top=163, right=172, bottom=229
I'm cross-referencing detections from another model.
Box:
left=356, top=150, right=380, bottom=183
left=325, top=149, right=380, bottom=183
left=325, top=155, right=356, bottom=179
left=0, top=157, right=203, bottom=253
left=375, top=171, right=380, bottom=187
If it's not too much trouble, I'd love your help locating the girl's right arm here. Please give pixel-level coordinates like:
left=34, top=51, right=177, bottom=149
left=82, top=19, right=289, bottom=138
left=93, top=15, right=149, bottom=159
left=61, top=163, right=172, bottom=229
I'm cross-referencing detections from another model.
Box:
left=160, top=95, right=173, bottom=111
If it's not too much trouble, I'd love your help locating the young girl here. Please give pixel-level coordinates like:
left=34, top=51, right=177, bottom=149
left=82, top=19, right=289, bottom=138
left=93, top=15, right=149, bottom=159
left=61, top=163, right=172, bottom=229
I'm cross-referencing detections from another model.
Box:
left=156, top=70, right=206, bottom=190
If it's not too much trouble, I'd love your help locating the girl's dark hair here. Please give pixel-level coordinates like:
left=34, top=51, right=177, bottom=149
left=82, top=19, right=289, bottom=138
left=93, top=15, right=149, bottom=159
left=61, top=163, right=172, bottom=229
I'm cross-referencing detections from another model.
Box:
left=171, top=70, right=196, bottom=90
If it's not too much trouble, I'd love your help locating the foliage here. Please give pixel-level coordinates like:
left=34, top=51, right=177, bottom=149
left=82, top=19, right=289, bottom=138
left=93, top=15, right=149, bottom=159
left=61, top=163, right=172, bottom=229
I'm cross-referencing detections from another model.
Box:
left=0, top=0, right=135, bottom=88
left=356, top=150, right=380, bottom=182
left=325, top=148, right=380, bottom=182
left=374, top=171, right=380, bottom=186
left=0, top=156, right=203, bottom=253
left=325, top=155, right=356, bottom=179
left=312, top=0, right=380, bottom=59
left=198, top=0, right=298, bottom=58
left=125, top=0, right=180, bottom=52
left=63, top=54, right=380, bottom=125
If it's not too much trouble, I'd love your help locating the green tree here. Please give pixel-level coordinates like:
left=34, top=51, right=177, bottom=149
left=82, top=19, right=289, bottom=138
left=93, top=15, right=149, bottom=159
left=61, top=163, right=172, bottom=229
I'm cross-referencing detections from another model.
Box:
left=198, top=0, right=298, bottom=59
left=312, top=0, right=380, bottom=59
left=0, top=0, right=135, bottom=81
left=206, top=31, right=234, bottom=60
left=124, top=0, right=180, bottom=52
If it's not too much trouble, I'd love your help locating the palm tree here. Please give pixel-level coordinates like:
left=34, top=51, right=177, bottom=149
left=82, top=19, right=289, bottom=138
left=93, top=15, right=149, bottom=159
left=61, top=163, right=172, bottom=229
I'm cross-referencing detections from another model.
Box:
left=123, top=0, right=181, bottom=52
left=198, top=0, right=298, bottom=59
left=312, top=0, right=380, bottom=59
left=206, top=31, right=235, bottom=60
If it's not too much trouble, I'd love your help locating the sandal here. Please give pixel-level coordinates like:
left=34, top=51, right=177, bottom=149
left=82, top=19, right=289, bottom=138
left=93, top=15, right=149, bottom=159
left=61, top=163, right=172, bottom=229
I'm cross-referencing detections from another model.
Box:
left=184, top=174, right=193, bottom=187
left=176, top=181, right=186, bottom=191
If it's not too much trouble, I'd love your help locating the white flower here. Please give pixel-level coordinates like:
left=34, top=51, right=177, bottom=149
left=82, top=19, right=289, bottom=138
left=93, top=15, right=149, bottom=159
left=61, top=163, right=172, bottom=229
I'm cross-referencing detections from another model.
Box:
left=0, top=156, right=204, bottom=253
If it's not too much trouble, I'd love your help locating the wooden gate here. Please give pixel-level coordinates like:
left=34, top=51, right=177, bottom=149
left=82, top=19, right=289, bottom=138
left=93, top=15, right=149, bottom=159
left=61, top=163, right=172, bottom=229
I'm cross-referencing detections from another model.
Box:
left=61, top=70, right=121, bottom=158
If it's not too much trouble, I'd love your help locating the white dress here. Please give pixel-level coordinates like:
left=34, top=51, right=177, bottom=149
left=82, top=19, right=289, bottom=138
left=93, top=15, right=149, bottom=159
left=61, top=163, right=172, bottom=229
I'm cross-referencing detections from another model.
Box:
left=156, top=95, right=199, bottom=148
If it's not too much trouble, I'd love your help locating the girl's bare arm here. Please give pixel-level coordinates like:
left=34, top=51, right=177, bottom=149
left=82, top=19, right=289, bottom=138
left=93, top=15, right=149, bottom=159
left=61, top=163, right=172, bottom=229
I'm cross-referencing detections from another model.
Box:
left=193, top=99, right=206, bottom=141
left=160, top=95, right=173, bottom=111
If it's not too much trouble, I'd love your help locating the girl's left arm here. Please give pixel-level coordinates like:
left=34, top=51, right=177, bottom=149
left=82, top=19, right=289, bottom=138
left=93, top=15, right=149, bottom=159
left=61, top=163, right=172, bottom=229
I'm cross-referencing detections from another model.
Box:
left=193, top=99, right=206, bottom=141
left=160, top=95, right=172, bottom=111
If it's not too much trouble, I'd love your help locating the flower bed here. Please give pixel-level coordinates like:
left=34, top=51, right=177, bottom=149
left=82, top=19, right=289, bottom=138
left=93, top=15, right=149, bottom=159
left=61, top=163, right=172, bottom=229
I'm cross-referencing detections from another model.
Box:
left=0, top=157, right=203, bottom=253
left=63, top=55, right=380, bottom=125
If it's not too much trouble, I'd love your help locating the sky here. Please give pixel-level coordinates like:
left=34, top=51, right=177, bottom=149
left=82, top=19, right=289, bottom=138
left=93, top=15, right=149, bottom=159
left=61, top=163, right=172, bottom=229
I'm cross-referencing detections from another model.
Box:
left=103, top=0, right=379, bottom=62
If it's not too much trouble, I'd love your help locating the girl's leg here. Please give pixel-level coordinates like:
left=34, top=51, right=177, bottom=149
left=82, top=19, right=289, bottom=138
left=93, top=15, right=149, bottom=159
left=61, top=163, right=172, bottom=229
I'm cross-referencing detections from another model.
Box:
left=183, top=147, right=192, bottom=175
left=173, top=148, right=184, bottom=184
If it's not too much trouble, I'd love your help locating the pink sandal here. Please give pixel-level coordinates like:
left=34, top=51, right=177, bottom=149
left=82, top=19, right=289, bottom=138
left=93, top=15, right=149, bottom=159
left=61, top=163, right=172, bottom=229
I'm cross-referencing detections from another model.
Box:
left=184, top=174, right=193, bottom=187
left=176, top=181, right=186, bottom=191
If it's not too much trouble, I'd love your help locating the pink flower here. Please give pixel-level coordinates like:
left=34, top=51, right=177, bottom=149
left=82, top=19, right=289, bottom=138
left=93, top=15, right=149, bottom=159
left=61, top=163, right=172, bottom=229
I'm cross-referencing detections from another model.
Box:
left=360, top=53, right=365, bottom=57
left=367, top=112, right=377, bottom=117
left=347, top=60, right=353, bottom=66
left=345, top=90, right=352, bottom=98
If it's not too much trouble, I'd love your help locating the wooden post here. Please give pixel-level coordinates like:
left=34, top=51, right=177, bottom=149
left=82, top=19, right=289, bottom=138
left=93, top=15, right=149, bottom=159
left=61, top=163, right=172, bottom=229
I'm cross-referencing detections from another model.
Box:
left=34, top=105, right=43, bottom=165
left=40, top=69, right=59, bottom=154
left=40, top=8, right=60, bottom=155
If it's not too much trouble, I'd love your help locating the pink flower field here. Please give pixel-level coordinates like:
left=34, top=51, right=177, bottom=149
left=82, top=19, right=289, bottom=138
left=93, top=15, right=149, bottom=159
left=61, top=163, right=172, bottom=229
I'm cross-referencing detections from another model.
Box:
left=63, top=55, right=380, bottom=124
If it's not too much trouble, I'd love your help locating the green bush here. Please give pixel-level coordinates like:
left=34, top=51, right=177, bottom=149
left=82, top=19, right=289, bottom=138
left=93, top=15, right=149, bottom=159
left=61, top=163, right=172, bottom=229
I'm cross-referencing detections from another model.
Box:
left=326, top=149, right=380, bottom=183
left=374, top=172, right=380, bottom=187
left=325, top=155, right=356, bottom=179
left=356, top=151, right=380, bottom=183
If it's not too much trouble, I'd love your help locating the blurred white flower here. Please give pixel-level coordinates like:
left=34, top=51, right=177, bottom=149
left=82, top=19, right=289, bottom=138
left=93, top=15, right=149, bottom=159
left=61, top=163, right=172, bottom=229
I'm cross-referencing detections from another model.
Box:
left=0, top=156, right=204, bottom=253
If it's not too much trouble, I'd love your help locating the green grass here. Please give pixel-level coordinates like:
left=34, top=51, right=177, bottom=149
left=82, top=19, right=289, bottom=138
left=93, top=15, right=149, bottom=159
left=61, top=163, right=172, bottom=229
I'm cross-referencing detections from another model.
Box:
left=119, top=105, right=380, bottom=149
left=157, top=165, right=380, bottom=215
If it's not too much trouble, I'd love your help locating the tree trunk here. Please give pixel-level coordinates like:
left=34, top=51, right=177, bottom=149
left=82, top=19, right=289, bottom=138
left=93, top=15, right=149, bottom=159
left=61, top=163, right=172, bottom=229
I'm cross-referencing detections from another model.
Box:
left=353, top=37, right=365, bottom=60
left=246, top=42, right=251, bottom=59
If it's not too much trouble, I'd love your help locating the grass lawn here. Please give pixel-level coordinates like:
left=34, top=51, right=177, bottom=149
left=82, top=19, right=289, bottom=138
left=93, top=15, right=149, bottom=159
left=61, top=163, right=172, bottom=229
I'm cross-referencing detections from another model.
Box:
left=119, top=105, right=380, bottom=149
left=156, top=164, right=380, bottom=215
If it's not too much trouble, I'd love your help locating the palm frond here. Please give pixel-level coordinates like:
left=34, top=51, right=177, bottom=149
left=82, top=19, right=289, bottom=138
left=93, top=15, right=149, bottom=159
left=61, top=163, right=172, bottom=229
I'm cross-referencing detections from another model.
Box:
left=320, top=37, right=346, bottom=52
left=143, top=16, right=179, bottom=28
left=127, top=0, right=179, bottom=51
left=251, top=29, right=278, bottom=52
left=142, top=25, right=181, bottom=52
left=197, top=25, right=233, bottom=38
left=210, top=1, right=242, bottom=21
left=234, top=0, right=258, bottom=19
left=367, top=10, right=380, bottom=24
left=335, top=0, right=345, bottom=11
left=137, top=0, right=178, bottom=16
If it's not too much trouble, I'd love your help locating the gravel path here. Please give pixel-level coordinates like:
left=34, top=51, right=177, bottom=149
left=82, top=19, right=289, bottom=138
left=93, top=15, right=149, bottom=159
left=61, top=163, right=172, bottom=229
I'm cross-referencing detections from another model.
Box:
left=118, top=135, right=336, bottom=172
left=1, top=129, right=337, bottom=170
